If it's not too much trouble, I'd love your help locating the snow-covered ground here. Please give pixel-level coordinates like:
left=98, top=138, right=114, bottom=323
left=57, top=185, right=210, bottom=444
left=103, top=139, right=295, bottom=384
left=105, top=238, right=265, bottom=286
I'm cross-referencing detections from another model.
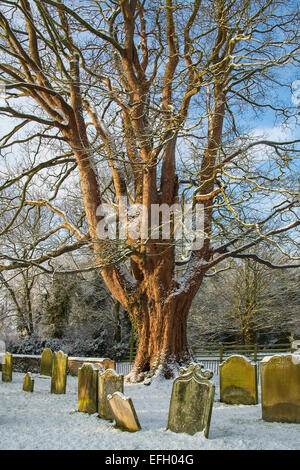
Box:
left=0, top=372, right=299, bottom=450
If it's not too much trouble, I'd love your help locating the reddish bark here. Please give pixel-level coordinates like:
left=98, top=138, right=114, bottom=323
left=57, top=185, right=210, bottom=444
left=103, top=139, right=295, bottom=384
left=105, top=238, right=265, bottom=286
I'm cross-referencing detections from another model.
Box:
left=1, top=1, right=227, bottom=382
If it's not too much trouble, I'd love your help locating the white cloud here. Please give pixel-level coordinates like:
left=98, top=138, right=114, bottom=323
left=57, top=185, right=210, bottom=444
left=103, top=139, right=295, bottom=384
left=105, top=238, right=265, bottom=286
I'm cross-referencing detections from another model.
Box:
left=247, top=125, right=296, bottom=163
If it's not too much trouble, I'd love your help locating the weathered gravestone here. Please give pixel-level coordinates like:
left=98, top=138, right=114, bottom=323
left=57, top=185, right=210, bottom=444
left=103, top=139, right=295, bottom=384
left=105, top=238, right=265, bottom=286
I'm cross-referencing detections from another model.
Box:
left=51, top=351, right=68, bottom=394
left=23, top=372, right=34, bottom=392
left=2, top=352, right=12, bottom=382
left=0, top=340, right=5, bottom=372
left=78, top=363, right=99, bottom=414
left=68, top=357, right=114, bottom=376
left=260, top=354, right=300, bottom=423
left=167, top=363, right=214, bottom=438
left=219, top=355, right=258, bottom=405
left=40, top=348, right=53, bottom=376
left=98, top=369, right=124, bottom=420
left=107, top=392, right=141, bottom=432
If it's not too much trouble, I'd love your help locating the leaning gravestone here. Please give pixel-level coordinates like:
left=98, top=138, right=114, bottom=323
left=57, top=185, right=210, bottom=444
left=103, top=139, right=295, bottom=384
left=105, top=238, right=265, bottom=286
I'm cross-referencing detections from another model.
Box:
left=2, top=352, right=12, bottom=382
left=23, top=372, right=34, bottom=392
left=107, top=392, right=141, bottom=432
left=51, top=351, right=68, bottom=394
left=219, top=355, right=258, bottom=405
left=260, top=354, right=300, bottom=423
left=40, top=348, right=53, bottom=376
left=98, top=369, right=124, bottom=420
left=78, top=363, right=99, bottom=414
left=167, top=363, right=214, bottom=438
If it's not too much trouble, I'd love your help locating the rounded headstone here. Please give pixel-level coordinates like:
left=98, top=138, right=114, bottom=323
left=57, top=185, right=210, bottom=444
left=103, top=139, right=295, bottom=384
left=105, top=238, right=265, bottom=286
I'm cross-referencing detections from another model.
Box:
left=219, top=355, right=258, bottom=405
left=51, top=350, right=68, bottom=394
left=78, top=363, right=99, bottom=414
left=260, top=354, right=300, bottom=423
left=40, top=348, right=53, bottom=376
left=2, top=352, right=12, bottom=382
left=23, top=372, right=34, bottom=392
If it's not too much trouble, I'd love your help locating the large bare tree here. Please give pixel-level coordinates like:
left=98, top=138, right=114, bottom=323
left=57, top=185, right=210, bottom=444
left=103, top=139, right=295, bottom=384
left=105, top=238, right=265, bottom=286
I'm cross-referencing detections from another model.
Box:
left=0, top=0, right=299, bottom=381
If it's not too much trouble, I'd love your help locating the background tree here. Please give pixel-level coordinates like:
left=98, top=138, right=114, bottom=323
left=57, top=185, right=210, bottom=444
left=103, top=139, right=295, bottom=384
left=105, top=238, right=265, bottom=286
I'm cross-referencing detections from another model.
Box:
left=188, top=257, right=300, bottom=345
left=0, top=0, right=299, bottom=381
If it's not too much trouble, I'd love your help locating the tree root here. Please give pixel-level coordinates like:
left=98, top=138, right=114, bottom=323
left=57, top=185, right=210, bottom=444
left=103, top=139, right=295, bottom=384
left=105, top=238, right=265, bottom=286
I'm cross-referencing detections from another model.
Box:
left=125, top=350, right=195, bottom=384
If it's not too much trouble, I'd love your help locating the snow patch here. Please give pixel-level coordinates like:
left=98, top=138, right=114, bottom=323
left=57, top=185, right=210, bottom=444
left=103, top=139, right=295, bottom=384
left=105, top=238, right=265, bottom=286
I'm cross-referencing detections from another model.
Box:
left=108, top=391, right=128, bottom=401
left=261, top=355, right=278, bottom=363
left=220, top=354, right=256, bottom=366
left=291, top=354, right=300, bottom=365
left=1, top=373, right=300, bottom=450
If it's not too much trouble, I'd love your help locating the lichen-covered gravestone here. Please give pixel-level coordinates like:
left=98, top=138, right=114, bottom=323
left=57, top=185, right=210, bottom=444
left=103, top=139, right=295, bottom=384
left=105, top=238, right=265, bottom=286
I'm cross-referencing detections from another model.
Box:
left=107, top=392, right=141, bottom=432
left=78, top=363, right=99, bottom=414
left=219, top=355, right=258, bottom=405
left=98, top=369, right=124, bottom=420
left=40, top=348, right=53, bottom=376
left=51, top=351, right=68, bottom=394
left=23, top=372, right=34, bottom=392
left=167, top=363, right=215, bottom=438
left=260, top=354, right=300, bottom=423
left=2, top=352, right=12, bottom=382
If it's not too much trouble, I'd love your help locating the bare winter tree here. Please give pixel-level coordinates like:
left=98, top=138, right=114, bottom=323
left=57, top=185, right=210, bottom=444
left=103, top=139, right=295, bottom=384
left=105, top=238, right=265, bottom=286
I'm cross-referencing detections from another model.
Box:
left=0, top=0, right=299, bottom=381
left=188, top=256, right=300, bottom=345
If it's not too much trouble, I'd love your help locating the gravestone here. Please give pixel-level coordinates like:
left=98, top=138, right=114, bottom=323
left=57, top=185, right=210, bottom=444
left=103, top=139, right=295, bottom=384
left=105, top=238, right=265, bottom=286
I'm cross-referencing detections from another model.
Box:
left=68, top=357, right=114, bottom=376
left=2, top=352, right=12, bottom=382
left=23, top=372, right=34, bottom=392
left=98, top=369, right=124, bottom=420
left=260, top=354, right=300, bottom=423
left=78, top=363, right=99, bottom=414
left=94, top=363, right=105, bottom=373
left=219, top=355, right=258, bottom=405
left=0, top=340, right=5, bottom=372
left=40, top=348, right=53, bottom=376
left=107, top=392, right=141, bottom=432
left=167, top=363, right=214, bottom=438
left=51, top=351, right=68, bottom=394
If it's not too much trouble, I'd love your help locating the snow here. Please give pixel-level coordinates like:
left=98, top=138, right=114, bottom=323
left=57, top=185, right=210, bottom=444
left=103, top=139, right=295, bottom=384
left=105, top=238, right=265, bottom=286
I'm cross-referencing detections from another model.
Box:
left=69, top=356, right=110, bottom=361
left=1, top=372, right=300, bottom=450
left=109, top=391, right=128, bottom=400
left=220, top=355, right=256, bottom=366
left=54, top=107, right=69, bottom=126
left=261, top=355, right=275, bottom=363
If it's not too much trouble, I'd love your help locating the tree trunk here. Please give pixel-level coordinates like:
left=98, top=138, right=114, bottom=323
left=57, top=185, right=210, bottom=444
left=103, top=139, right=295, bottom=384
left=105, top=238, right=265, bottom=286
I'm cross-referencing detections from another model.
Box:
left=126, top=279, right=198, bottom=383
left=112, top=300, right=121, bottom=343
left=243, top=326, right=256, bottom=345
